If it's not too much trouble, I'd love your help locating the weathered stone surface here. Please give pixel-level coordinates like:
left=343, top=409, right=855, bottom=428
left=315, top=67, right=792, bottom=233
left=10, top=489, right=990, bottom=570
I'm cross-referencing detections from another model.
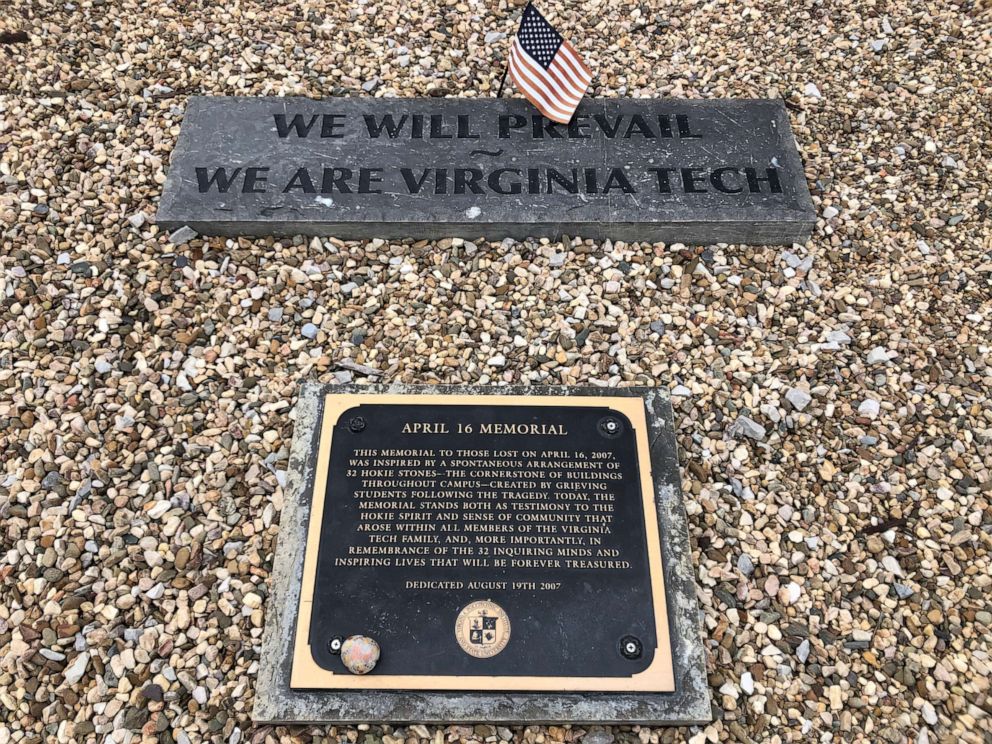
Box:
left=254, top=383, right=710, bottom=724
left=158, top=97, right=814, bottom=245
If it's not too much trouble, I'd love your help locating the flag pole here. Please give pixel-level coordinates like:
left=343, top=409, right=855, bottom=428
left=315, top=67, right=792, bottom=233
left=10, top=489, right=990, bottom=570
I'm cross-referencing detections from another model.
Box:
left=495, top=66, right=509, bottom=98
left=494, top=0, right=532, bottom=97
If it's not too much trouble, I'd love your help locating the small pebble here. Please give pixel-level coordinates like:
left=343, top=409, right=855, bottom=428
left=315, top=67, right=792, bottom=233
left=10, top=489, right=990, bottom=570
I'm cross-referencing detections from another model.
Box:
left=167, top=226, right=197, bottom=244
left=63, top=653, right=89, bottom=685
left=785, top=387, right=812, bottom=411
left=866, top=347, right=891, bottom=364
left=340, top=635, right=381, bottom=675
left=740, top=672, right=754, bottom=695
left=858, top=399, right=881, bottom=418
left=737, top=554, right=755, bottom=576
left=731, top=416, right=766, bottom=441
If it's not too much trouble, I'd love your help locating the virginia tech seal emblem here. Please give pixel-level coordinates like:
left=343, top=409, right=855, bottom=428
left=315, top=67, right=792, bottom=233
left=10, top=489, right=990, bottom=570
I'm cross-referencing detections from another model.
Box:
left=455, top=600, right=511, bottom=658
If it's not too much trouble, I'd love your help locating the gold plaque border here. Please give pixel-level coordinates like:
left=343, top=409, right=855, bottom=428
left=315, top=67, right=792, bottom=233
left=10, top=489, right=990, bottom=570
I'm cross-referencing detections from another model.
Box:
left=290, top=393, right=675, bottom=692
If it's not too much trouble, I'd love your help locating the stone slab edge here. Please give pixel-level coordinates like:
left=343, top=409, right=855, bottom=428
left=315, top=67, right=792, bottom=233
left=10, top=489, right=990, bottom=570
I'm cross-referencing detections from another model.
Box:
left=253, top=383, right=712, bottom=725
left=155, top=219, right=813, bottom=246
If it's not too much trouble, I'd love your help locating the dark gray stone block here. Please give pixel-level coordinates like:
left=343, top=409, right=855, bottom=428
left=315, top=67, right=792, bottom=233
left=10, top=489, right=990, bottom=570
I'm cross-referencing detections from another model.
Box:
left=158, top=97, right=814, bottom=245
left=254, top=383, right=711, bottom=725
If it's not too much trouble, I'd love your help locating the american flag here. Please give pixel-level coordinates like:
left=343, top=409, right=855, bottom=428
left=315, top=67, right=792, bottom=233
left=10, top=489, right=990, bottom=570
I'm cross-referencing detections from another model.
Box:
left=507, top=4, right=592, bottom=124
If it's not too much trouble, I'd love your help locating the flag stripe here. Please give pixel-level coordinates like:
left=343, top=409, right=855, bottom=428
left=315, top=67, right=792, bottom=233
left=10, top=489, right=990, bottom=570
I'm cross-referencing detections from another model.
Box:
left=554, top=59, right=590, bottom=96
left=546, top=57, right=587, bottom=98
left=555, top=44, right=592, bottom=88
left=510, top=72, right=566, bottom=122
left=510, top=47, right=580, bottom=118
left=512, top=40, right=583, bottom=105
left=508, top=52, right=573, bottom=122
left=542, top=53, right=588, bottom=98
left=560, top=39, right=592, bottom=76
left=508, top=55, right=571, bottom=120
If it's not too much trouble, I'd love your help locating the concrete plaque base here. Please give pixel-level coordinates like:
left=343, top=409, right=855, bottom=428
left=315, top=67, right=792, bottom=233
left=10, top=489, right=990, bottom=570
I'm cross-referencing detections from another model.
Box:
left=254, top=384, right=710, bottom=725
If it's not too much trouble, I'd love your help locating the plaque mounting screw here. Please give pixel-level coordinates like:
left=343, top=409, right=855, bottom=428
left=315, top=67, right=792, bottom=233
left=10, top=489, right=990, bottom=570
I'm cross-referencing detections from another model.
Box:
left=349, top=416, right=366, bottom=433
left=620, top=635, right=642, bottom=660
left=598, top=416, right=623, bottom=438
left=328, top=636, right=344, bottom=655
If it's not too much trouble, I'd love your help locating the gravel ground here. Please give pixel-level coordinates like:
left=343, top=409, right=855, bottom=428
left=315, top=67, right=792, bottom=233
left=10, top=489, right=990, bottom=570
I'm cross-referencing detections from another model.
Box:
left=1, top=0, right=991, bottom=742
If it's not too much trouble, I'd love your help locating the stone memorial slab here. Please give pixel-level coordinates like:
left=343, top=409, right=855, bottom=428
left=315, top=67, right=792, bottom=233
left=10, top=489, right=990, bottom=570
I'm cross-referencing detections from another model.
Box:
left=159, top=97, right=814, bottom=245
left=255, top=384, right=710, bottom=724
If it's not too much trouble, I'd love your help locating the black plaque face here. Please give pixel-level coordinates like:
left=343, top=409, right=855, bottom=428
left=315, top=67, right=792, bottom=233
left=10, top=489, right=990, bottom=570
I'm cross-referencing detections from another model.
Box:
left=291, top=394, right=674, bottom=692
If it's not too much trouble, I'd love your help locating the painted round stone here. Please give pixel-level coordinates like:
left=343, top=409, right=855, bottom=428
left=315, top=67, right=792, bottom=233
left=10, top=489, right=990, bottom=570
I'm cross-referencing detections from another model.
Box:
left=340, top=635, right=380, bottom=675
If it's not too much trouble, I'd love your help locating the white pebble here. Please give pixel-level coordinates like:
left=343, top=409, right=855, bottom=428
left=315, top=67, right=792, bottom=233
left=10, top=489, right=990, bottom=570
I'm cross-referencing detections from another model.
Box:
left=63, top=652, right=90, bottom=685
left=785, top=582, right=801, bottom=604
left=243, top=592, right=262, bottom=609
left=740, top=672, right=754, bottom=694
left=858, top=399, right=881, bottom=419
left=731, top=415, right=766, bottom=441
left=168, top=226, right=197, bottom=244
left=866, top=347, right=891, bottom=364
left=147, top=500, right=171, bottom=519
left=785, top=388, right=812, bottom=411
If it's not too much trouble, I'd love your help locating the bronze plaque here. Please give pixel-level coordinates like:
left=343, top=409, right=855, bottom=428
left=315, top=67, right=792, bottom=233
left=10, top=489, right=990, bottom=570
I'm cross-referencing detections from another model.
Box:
left=291, top=394, right=675, bottom=692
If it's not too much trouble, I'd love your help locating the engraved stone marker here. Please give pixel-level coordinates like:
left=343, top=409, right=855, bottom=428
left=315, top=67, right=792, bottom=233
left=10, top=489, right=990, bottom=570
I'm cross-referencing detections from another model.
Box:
left=158, top=97, right=814, bottom=245
left=255, top=385, right=710, bottom=724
